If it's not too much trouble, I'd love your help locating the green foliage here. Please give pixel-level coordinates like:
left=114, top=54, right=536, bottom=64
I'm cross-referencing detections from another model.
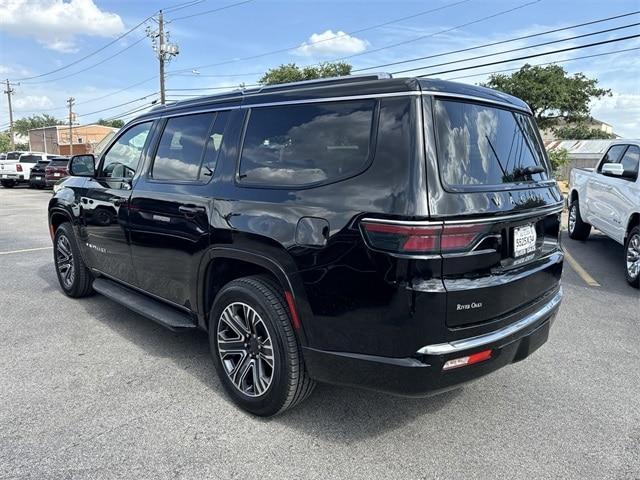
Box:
left=0, top=132, right=11, bottom=152
left=13, top=114, right=64, bottom=136
left=553, top=123, right=615, bottom=140
left=547, top=148, right=570, bottom=172
left=482, top=64, right=611, bottom=129
left=97, top=118, right=124, bottom=129
left=259, top=62, right=352, bottom=85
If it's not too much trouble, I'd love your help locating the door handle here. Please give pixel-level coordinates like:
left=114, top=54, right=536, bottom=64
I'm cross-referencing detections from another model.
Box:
left=178, top=205, right=206, bottom=216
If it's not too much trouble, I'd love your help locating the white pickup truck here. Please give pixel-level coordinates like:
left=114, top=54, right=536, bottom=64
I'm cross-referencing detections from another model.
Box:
left=568, top=140, right=640, bottom=288
left=0, top=152, right=51, bottom=188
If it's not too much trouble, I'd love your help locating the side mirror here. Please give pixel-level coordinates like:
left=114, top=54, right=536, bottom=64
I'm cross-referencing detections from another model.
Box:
left=69, top=154, right=95, bottom=177
left=601, top=162, right=624, bottom=177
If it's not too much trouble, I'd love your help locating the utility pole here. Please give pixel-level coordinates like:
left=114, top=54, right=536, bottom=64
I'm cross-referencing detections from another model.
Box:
left=67, top=97, right=75, bottom=156
left=4, top=79, right=17, bottom=150
left=147, top=11, right=179, bottom=105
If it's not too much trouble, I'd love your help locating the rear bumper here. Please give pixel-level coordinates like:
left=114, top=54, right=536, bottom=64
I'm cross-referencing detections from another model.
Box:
left=303, top=287, right=562, bottom=396
left=1, top=174, right=24, bottom=181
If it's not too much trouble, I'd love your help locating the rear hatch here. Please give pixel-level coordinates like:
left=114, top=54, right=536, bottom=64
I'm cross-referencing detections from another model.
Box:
left=428, top=96, right=563, bottom=329
left=45, top=159, right=70, bottom=180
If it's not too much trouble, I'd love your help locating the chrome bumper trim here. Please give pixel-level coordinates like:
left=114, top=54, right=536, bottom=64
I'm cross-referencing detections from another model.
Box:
left=416, top=287, right=563, bottom=355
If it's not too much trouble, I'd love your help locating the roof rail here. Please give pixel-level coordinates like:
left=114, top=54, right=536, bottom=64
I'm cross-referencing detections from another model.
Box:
left=244, top=72, right=393, bottom=95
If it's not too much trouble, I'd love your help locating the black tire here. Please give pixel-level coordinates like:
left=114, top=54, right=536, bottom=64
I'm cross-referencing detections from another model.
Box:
left=568, top=199, right=591, bottom=240
left=53, top=223, right=94, bottom=298
left=1, top=180, right=15, bottom=188
left=209, top=275, right=316, bottom=416
left=624, top=226, right=640, bottom=289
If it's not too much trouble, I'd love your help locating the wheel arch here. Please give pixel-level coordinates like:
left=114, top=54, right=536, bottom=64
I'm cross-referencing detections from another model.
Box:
left=197, top=247, right=310, bottom=344
left=626, top=212, right=640, bottom=240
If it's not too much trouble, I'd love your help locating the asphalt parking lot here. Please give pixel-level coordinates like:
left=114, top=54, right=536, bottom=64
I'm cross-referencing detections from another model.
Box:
left=0, top=185, right=638, bottom=480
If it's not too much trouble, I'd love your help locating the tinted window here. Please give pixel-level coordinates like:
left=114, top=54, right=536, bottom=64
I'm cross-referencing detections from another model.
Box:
left=620, top=145, right=639, bottom=179
left=239, top=100, right=376, bottom=186
left=152, top=113, right=215, bottom=181
left=598, top=144, right=627, bottom=172
left=101, top=122, right=152, bottom=179
left=48, top=160, right=68, bottom=167
left=434, top=99, right=548, bottom=188
left=20, top=155, right=41, bottom=163
left=6, top=152, right=21, bottom=160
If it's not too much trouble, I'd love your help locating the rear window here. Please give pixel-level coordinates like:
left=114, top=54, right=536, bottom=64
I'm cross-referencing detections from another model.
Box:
left=20, top=155, right=41, bottom=163
left=239, top=100, right=376, bottom=187
left=6, top=152, right=21, bottom=160
left=433, top=99, right=549, bottom=189
left=48, top=160, right=68, bottom=167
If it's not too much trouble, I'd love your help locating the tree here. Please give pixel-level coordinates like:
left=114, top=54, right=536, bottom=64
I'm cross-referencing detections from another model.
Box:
left=97, top=119, right=124, bottom=129
left=553, top=123, right=615, bottom=140
left=482, top=64, right=610, bottom=129
left=547, top=147, right=569, bottom=173
left=0, top=132, right=11, bottom=152
left=13, top=114, right=64, bottom=136
left=260, top=62, right=352, bottom=85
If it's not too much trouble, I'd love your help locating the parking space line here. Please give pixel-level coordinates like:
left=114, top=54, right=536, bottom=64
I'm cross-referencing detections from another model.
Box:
left=0, top=246, right=52, bottom=255
left=564, top=248, right=601, bottom=287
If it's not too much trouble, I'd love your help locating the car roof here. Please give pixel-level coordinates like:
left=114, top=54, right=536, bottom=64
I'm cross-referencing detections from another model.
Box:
left=133, top=74, right=531, bottom=124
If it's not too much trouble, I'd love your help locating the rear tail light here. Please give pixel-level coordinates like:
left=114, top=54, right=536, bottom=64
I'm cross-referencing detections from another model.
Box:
left=16, top=164, right=22, bottom=172
left=442, top=349, right=492, bottom=370
left=360, top=220, right=489, bottom=254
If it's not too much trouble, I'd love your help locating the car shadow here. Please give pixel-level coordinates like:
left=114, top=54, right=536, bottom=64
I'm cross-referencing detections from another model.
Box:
left=37, top=262, right=460, bottom=441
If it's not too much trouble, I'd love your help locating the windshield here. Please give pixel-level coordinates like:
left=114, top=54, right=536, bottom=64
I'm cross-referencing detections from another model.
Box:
left=433, top=99, right=549, bottom=189
left=20, top=155, right=41, bottom=163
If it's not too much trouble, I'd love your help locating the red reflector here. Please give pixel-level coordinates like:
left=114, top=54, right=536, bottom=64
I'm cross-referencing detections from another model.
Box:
left=442, top=349, right=492, bottom=370
left=440, top=224, right=486, bottom=251
left=284, top=291, right=301, bottom=330
left=16, top=164, right=23, bottom=172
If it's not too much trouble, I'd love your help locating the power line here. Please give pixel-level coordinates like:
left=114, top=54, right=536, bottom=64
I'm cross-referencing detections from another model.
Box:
left=397, top=33, right=640, bottom=77
left=442, top=46, right=640, bottom=81
left=168, top=0, right=477, bottom=74
left=102, top=101, right=159, bottom=122
left=20, top=36, right=148, bottom=85
left=170, top=0, right=256, bottom=22
left=77, top=93, right=159, bottom=117
left=12, top=16, right=154, bottom=81
left=374, top=22, right=640, bottom=75
left=163, top=0, right=208, bottom=14
left=353, top=10, right=640, bottom=72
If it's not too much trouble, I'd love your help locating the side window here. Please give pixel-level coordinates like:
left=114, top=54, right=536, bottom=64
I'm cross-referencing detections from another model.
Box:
left=598, top=144, right=627, bottom=172
left=620, top=145, right=639, bottom=180
left=151, top=112, right=215, bottom=181
left=239, top=100, right=376, bottom=187
left=201, top=111, right=230, bottom=178
left=101, top=122, right=152, bottom=179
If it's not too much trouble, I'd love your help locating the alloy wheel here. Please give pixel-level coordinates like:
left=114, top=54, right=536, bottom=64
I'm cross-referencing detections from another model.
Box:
left=217, top=302, right=274, bottom=397
left=627, top=233, right=640, bottom=280
left=56, top=234, right=75, bottom=289
left=568, top=205, right=577, bottom=234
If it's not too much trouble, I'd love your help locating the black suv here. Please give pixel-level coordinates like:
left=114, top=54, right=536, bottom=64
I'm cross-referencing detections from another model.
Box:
left=48, top=74, right=564, bottom=416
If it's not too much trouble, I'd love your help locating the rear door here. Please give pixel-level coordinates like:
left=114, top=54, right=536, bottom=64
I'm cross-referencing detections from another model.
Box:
left=128, top=110, right=230, bottom=309
left=427, top=97, right=563, bottom=329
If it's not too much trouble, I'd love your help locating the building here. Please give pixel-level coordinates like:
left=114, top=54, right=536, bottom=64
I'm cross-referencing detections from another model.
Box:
left=540, top=117, right=616, bottom=141
left=545, top=139, right=616, bottom=179
left=28, top=124, right=118, bottom=155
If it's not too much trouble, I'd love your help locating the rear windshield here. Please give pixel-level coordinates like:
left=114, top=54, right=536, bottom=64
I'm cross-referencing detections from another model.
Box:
left=6, top=152, right=21, bottom=160
left=20, top=155, right=41, bottom=163
left=433, top=99, right=549, bottom=189
left=48, top=160, right=68, bottom=167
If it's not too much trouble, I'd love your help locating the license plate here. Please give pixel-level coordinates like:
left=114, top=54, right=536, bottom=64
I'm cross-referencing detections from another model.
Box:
left=35, top=176, right=42, bottom=180
left=54, top=172, right=61, bottom=177
left=513, top=224, right=537, bottom=257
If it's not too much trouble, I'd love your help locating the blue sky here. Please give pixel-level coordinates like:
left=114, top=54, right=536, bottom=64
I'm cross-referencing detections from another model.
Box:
left=0, top=0, right=638, bottom=136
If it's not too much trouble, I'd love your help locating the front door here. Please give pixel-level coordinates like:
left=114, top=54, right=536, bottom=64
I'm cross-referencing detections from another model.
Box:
left=81, top=121, right=154, bottom=284
left=129, top=111, right=230, bottom=309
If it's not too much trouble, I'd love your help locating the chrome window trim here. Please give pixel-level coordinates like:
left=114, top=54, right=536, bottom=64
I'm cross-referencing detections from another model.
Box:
left=422, top=90, right=532, bottom=114
left=417, top=287, right=562, bottom=355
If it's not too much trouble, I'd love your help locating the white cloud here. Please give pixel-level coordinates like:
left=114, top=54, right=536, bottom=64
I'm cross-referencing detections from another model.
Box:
left=591, top=93, right=640, bottom=139
left=296, top=30, right=368, bottom=57
left=0, top=0, right=125, bottom=53
left=13, top=95, right=54, bottom=110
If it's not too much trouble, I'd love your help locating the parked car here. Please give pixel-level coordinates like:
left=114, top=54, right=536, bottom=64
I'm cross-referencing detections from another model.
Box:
left=568, top=140, right=640, bottom=288
left=29, top=159, right=52, bottom=188
left=0, top=153, right=6, bottom=161
left=48, top=74, right=564, bottom=416
left=1, top=152, right=51, bottom=188
left=45, top=157, right=71, bottom=186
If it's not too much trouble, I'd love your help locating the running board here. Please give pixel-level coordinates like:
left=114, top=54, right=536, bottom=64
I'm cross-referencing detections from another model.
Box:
left=92, top=278, right=197, bottom=331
